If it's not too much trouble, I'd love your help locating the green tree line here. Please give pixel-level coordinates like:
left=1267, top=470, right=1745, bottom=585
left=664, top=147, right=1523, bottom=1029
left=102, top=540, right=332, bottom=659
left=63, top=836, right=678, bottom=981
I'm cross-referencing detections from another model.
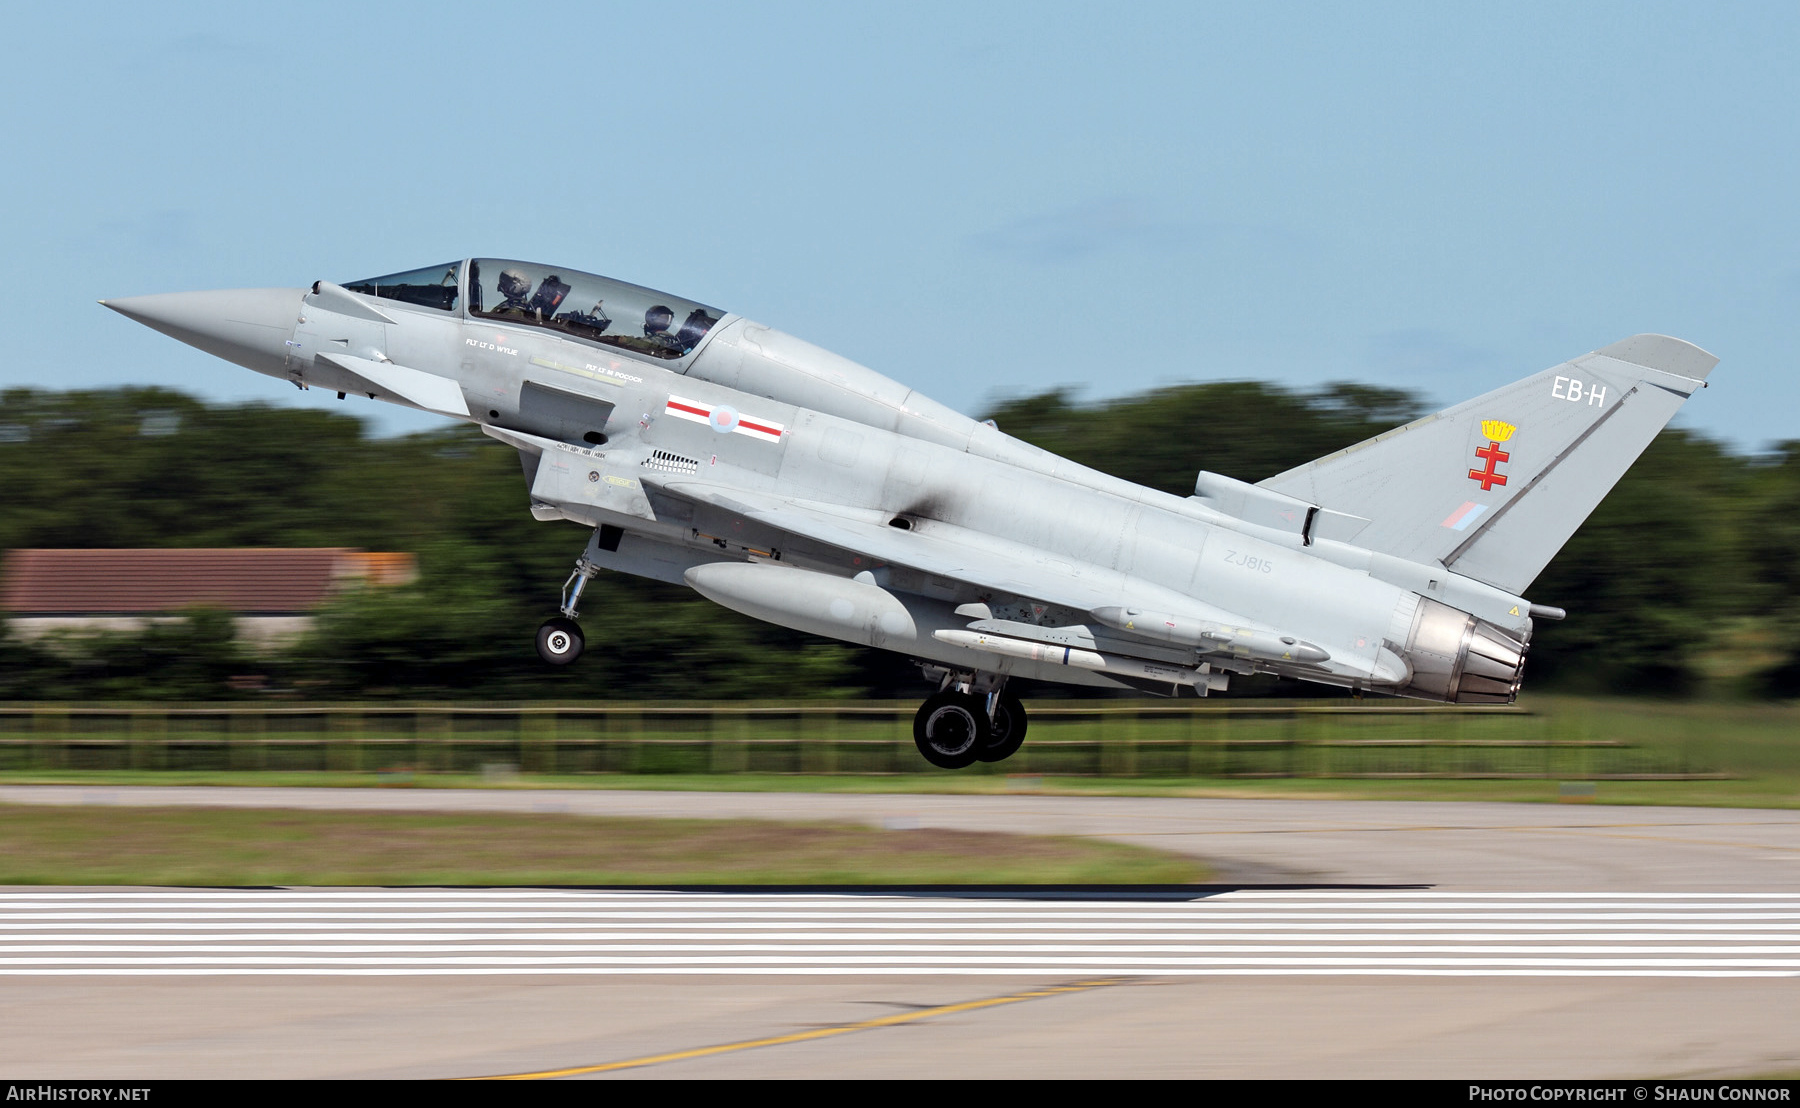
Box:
left=1, top=384, right=1796, bottom=700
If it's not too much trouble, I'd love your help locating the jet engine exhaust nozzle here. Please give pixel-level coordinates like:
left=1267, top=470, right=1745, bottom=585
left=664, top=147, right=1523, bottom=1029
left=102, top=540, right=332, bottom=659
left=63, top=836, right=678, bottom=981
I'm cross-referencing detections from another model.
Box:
left=1395, top=597, right=1528, bottom=705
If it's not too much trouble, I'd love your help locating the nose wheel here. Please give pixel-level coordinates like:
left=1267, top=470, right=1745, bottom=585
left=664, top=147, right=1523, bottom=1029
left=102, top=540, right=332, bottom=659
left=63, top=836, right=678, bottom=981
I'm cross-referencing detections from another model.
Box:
left=536, top=617, right=584, bottom=665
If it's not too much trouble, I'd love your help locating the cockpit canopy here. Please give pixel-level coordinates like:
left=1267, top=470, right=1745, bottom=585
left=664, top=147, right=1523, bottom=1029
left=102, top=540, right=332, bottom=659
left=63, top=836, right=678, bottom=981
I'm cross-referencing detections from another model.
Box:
left=340, top=259, right=728, bottom=362
left=469, top=259, right=723, bottom=360
left=341, top=262, right=461, bottom=312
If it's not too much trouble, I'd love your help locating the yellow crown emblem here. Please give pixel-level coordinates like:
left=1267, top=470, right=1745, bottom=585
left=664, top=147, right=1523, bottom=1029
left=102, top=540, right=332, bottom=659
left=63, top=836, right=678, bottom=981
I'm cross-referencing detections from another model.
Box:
left=1481, top=419, right=1517, bottom=442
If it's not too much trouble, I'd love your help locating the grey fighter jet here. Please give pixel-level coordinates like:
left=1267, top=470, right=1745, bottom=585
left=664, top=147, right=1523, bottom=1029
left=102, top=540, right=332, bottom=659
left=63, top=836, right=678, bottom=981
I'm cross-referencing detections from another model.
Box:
left=103, top=259, right=1717, bottom=768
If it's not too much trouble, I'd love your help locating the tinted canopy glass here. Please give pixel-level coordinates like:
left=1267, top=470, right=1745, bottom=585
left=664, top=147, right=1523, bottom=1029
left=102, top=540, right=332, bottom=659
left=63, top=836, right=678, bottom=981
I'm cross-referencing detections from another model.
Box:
left=341, top=262, right=461, bottom=312
left=469, top=259, right=724, bottom=360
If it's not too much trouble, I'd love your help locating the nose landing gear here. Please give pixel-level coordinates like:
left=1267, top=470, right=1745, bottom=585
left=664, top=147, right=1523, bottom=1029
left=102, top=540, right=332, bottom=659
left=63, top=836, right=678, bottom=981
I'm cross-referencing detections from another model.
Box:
left=912, top=667, right=1029, bottom=769
left=536, top=539, right=600, bottom=666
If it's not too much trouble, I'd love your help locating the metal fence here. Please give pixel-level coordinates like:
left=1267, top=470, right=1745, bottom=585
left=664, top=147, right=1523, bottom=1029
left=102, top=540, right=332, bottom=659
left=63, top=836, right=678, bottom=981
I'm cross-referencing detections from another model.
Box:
left=0, top=701, right=1720, bottom=779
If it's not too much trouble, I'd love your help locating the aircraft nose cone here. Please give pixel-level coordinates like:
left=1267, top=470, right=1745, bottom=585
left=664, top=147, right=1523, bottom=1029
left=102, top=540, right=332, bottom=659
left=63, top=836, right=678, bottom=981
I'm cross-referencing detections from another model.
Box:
left=102, top=288, right=305, bottom=378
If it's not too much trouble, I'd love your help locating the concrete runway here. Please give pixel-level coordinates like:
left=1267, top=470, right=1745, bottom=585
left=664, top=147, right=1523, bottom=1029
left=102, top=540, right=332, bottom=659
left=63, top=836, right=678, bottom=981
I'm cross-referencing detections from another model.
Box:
left=3, top=786, right=1800, bottom=1077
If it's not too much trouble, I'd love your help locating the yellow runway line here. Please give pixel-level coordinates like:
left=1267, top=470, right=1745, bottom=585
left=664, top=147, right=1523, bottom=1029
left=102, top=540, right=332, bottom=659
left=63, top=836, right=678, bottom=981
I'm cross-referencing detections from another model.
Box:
left=469, top=976, right=1128, bottom=1079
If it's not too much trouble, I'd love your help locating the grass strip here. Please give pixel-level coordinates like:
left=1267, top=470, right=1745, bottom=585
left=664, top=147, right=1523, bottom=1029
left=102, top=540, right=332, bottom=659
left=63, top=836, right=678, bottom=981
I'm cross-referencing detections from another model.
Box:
left=0, top=804, right=1210, bottom=886
left=1, top=768, right=1797, bottom=807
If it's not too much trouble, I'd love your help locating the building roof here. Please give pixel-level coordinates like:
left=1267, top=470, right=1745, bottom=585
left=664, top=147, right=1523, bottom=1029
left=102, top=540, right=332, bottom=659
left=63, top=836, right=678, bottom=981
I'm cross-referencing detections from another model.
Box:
left=0, top=549, right=416, bottom=615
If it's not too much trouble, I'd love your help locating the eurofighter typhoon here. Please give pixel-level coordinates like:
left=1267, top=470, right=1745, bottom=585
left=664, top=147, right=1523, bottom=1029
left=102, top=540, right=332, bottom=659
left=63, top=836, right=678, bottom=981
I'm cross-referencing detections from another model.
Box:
left=103, top=260, right=1716, bottom=767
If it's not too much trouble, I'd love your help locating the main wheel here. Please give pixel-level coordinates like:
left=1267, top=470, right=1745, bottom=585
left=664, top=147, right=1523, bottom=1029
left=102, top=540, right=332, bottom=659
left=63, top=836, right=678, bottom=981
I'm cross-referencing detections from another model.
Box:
left=535, top=617, right=584, bottom=666
left=976, top=692, right=1028, bottom=762
left=912, top=691, right=990, bottom=769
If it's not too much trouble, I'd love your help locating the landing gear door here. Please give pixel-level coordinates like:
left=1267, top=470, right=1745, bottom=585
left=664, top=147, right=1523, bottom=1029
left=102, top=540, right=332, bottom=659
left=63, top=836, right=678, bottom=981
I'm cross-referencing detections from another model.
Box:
left=530, top=446, right=656, bottom=523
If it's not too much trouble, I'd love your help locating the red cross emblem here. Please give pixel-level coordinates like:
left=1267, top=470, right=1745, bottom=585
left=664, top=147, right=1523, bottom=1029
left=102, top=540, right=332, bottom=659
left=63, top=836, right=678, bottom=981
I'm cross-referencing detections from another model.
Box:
left=1469, top=441, right=1510, bottom=491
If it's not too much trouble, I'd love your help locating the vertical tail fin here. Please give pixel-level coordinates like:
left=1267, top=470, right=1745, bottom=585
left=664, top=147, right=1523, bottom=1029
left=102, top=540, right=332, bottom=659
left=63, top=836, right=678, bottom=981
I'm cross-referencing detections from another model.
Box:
left=1258, top=334, right=1718, bottom=593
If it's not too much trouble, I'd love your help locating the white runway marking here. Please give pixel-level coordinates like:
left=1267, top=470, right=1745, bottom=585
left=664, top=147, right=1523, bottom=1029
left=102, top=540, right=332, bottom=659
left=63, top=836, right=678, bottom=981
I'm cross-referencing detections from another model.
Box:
left=3, top=890, right=1799, bottom=977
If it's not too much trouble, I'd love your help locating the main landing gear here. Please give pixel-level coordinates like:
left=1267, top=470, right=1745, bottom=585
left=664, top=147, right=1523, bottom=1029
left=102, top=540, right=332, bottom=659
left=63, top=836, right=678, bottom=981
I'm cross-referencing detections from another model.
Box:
left=536, top=550, right=599, bottom=666
left=912, top=668, right=1028, bottom=770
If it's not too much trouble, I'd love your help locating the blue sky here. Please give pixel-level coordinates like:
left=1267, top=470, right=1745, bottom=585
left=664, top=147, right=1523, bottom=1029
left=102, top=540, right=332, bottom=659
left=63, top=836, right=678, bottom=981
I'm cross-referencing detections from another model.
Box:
left=4, top=1, right=1795, bottom=451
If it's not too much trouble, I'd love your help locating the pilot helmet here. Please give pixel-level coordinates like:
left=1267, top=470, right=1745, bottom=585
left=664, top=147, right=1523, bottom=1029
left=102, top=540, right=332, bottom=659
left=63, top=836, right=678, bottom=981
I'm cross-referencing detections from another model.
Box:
left=644, top=305, right=675, bottom=335
left=498, top=269, right=532, bottom=301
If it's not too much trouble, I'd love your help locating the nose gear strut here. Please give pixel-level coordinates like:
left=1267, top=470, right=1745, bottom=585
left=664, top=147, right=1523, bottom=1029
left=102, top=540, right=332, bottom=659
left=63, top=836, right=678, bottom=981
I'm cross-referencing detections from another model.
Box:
left=536, top=530, right=606, bottom=666
left=560, top=558, right=599, bottom=620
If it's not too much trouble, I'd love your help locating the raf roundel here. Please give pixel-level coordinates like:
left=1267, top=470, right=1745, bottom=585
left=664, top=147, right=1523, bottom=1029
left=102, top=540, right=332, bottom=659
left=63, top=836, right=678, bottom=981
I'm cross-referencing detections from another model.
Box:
left=665, top=395, right=785, bottom=443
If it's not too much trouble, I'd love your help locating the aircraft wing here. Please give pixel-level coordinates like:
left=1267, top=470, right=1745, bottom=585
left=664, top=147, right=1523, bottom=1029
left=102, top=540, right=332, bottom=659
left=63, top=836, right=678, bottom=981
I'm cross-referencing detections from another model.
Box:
left=650, top=478, right=1242, bottom=623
